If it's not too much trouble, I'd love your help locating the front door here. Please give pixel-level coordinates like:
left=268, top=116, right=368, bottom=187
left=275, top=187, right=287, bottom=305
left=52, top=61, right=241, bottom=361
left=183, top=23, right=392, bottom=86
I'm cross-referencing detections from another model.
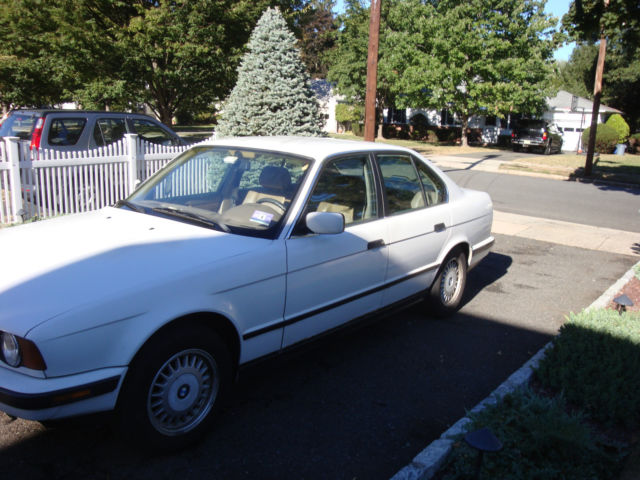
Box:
left=283, top=154, right=388, bottom=348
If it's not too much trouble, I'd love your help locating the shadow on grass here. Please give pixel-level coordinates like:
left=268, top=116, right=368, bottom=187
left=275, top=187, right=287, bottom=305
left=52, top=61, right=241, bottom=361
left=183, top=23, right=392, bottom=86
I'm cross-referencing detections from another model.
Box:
left=567, top=156, right=640, bottom=192
left=440, top=309, right=640, bottom=479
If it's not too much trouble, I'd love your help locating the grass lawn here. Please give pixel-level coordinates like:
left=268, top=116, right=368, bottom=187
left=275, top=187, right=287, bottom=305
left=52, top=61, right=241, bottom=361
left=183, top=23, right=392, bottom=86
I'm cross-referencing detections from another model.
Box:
left=328, top=132, right=506, bottom=156
left=437, top=265, right=640, bottom=479
left=503, top=152, right=640, bottom=185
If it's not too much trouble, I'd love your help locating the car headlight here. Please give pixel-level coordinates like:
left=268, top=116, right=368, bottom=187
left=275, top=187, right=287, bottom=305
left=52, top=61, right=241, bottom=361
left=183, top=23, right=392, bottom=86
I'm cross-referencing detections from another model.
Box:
left=0, top=332, right=46, bottom=370
left=1, top=333, right=21, bottom=367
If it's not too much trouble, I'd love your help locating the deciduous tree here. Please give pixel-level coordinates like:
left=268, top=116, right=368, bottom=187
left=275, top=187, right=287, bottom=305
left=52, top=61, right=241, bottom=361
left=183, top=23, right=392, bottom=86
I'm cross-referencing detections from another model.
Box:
left=386, top=0, right=557, bottom=146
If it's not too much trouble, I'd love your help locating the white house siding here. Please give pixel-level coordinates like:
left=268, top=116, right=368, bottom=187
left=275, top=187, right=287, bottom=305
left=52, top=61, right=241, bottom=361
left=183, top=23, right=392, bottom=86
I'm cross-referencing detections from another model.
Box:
left=544, top=90, right=623, bottom=152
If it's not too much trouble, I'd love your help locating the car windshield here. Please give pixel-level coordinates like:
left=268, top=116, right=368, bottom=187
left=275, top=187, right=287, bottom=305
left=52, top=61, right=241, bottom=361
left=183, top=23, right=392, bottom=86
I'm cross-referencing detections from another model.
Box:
left=0, top=112, right=38, bottom=139
left=124, top=146, right=311, bottom=237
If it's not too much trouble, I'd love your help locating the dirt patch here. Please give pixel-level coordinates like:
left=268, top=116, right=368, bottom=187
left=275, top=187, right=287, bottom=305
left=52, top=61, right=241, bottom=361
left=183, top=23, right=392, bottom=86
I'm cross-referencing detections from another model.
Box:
left=608, top=275, right=640, bottom=312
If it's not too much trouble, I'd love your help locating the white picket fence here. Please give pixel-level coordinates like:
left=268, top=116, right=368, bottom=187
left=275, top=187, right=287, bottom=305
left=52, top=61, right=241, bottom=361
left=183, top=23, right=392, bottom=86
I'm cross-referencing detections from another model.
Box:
left=0, top=134, right=205, bottom=225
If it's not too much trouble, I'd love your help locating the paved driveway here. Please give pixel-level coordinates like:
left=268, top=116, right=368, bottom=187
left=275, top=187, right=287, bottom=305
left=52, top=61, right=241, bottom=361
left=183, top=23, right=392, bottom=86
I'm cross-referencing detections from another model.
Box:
left=0, top=234, right=635, bottom=480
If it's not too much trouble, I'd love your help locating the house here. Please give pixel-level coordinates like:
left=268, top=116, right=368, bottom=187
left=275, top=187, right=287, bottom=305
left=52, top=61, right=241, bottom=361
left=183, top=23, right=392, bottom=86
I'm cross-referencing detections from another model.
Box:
left=311, top=79, right=339, bottom=134
left=542, top=90, right=623, bottom=152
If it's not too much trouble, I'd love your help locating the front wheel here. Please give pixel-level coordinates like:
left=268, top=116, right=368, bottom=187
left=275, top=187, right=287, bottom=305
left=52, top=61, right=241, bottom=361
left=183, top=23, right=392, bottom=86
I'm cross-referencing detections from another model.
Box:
left=117, top=325, right=231, bottom=452
left=428, top=251, right=468, bottom=316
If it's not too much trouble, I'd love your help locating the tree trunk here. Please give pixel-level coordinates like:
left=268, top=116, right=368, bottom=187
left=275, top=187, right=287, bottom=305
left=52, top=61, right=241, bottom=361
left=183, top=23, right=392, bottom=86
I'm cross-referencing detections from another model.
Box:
left=157, top=105, right=174, bottom=126
left=460, top=116, right=469, bottom=147
left=376, top=106, right=385, bottom=139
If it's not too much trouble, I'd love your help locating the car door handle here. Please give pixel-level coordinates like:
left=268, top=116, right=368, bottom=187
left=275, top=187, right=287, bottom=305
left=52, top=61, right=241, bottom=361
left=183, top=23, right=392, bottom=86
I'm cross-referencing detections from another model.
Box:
left=434, top=223, right=446, bottom=232
left=367, top=239, right=385, bottom=250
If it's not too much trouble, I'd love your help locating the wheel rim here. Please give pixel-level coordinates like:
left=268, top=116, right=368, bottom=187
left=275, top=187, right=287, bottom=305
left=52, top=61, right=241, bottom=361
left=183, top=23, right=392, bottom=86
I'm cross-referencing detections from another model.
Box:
left=147, top=348, right=219, bottom=436
left=440, top=258, right=461, bottom=305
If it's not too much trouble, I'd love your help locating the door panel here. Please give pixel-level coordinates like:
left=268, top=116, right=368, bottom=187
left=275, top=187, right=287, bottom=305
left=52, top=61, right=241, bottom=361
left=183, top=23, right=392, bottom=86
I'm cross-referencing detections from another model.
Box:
left=283, top=221, right=388, bottom=347
left=383, top=204, right=451, bottom=306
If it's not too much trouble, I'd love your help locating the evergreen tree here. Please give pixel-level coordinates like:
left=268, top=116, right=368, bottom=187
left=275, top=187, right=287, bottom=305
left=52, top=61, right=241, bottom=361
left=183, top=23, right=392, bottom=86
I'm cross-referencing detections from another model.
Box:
left=217, top=7, right=325, bottom=137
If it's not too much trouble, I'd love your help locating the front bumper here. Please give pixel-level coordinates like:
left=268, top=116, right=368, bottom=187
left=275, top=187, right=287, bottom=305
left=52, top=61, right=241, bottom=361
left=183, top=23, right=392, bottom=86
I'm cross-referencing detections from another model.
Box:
left=0, top=366, right=126, bottom=421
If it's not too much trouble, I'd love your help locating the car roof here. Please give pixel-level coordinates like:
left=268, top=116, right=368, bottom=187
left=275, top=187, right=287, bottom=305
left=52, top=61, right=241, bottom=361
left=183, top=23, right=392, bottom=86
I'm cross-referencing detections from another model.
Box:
left=8, top=109, right=156, bottom=118
left=208, top=136, right=418, bottom=162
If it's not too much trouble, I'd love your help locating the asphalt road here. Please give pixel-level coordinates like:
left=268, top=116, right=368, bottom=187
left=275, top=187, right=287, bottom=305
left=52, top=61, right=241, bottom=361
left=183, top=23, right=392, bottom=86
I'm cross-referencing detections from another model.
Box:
left=0, top=234, right=635, bottom=480
left=444, top=168, right=640, bottom=232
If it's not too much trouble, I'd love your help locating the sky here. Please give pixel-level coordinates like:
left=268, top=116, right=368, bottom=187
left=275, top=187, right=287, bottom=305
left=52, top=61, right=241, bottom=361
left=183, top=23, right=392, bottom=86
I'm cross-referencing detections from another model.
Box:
left=332, top=0, right=575, bottom=62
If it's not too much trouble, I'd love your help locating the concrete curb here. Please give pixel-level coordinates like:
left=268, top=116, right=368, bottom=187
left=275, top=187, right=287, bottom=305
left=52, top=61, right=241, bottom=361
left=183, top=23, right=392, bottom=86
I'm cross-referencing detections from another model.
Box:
left=390, top=259, right=640, bottom=480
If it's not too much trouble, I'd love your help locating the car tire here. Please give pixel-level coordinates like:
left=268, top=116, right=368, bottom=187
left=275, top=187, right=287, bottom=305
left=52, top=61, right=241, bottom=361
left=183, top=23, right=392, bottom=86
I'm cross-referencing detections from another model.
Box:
left=544, top=142, right=552, bottom=155
left=428, top=250, right=467, bottom=317
left=116, top=324, right=232, bottom=452
left=512, top=145, right=520, bottom=152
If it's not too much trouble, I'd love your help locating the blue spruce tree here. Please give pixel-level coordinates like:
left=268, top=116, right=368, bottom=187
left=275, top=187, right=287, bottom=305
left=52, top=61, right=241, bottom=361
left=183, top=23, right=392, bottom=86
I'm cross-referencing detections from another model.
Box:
left=217, top=7, right=325, bottom=137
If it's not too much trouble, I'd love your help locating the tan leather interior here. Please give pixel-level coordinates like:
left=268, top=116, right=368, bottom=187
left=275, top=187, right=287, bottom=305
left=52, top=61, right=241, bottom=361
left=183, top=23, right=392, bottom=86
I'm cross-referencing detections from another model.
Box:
left=317, top=201, right=354, bottom=223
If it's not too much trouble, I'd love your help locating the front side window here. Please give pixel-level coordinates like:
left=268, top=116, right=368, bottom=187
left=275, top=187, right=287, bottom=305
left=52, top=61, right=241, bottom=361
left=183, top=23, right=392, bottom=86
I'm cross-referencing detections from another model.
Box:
left=127, top=146, right=311, bottom=237
left=47, top=118, right=87, bottom=146
left=304, top=155, right=378, bottom=226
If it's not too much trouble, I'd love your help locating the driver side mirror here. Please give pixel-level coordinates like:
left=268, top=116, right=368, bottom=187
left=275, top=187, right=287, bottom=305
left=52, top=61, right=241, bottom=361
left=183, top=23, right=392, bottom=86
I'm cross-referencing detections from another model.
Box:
left=306, top=211, right=344, bottom=234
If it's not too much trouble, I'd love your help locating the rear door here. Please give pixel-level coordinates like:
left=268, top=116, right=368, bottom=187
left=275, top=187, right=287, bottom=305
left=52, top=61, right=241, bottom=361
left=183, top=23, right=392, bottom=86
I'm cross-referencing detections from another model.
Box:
left=374, top=153, right=451, bottom=306
left=283, top=153, right=388, bottom=347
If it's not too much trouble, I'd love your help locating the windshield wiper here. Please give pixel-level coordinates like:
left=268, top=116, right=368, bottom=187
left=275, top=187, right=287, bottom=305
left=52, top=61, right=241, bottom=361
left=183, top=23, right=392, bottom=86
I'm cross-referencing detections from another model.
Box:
left=115, top=199, right=145, bottom=213
left=151, top=206, right=230, bottom=233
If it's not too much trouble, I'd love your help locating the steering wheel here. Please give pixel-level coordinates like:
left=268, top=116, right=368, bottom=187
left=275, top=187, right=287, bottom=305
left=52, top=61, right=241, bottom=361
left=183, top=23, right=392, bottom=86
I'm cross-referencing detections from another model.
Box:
left=256, top=197, right=286, bottom=213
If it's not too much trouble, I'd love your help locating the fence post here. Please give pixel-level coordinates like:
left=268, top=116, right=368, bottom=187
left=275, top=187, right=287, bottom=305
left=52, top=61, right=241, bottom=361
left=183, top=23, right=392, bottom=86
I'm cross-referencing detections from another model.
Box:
left=5, top=137, right=24, bottom=224
left=125, top=134, right=139, bottom=195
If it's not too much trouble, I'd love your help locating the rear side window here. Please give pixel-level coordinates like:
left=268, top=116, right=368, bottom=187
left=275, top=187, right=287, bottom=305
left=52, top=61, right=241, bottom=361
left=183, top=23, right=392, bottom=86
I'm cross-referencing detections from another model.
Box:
left=132, top=119, right=175, bottom=145
left=93, top=118, right=127, bottom=147
left=377, top=154, right=424, bottom=215
left=415, top=160, right=447, bottom=206
left=0, top=113, right=38, bottom=139
left=48, top=118, right=87, bottom=146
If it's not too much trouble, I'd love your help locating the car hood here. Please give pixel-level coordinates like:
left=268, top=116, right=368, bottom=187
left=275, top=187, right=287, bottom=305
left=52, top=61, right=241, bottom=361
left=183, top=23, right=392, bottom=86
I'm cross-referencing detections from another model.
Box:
left=0, top=207, right=264, bottom=337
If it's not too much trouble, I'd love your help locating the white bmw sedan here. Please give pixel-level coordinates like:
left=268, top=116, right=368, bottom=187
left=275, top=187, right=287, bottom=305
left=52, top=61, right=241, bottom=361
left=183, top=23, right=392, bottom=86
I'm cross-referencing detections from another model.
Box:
left=0, top=136, right=493, bottom=450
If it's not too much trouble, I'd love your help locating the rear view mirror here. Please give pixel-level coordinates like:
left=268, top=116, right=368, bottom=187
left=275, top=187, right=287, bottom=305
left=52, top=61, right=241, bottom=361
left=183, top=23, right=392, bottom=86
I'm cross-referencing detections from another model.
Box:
left=306, top=211, right=344, bottom=234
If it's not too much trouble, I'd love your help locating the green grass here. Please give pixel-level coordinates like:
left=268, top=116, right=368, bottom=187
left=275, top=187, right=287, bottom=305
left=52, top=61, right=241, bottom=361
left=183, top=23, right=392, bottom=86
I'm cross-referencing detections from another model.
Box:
left=502, top=153, right=640, bottom=185
left=328, top=133, right=505, bottom=156
left=439, top=309, right=640, bottom=479
left=440, top=388, right=624, bottom=480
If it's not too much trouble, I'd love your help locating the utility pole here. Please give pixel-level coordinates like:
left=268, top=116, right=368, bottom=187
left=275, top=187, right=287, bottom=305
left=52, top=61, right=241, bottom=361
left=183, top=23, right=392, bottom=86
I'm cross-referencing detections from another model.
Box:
left=584, top=0, right=609, bottom=177
left=364, top=0, right=381, bottom=142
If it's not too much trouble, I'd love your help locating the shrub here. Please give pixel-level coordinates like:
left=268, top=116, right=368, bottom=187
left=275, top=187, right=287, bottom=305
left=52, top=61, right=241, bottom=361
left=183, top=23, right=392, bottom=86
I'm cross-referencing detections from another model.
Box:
left=441, top=388, right=623, bottom=479
left=581, top=124, right=619, bottom=153
left=628, top=133, right=640, bottom=154
left=335, top=103, right=364, bottom=125
left=535, top=309, right=640, bottom=429
left=605, top=114, right=630, bottom=144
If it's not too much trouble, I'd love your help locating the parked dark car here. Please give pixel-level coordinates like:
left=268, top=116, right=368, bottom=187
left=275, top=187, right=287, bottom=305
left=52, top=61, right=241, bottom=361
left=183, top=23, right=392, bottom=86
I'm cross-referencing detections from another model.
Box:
left=0, top=109, right=187, bottom=151
left=511, top=119, right=563, bottom=154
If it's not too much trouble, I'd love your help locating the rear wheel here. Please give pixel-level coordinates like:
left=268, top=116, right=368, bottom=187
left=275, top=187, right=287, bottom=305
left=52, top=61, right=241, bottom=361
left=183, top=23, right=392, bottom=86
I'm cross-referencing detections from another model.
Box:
left=543, top=141, right=552, bottom=155
left=428, top=251, right=467, bottom=316
left=117, top=324, right=232, bottom=452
